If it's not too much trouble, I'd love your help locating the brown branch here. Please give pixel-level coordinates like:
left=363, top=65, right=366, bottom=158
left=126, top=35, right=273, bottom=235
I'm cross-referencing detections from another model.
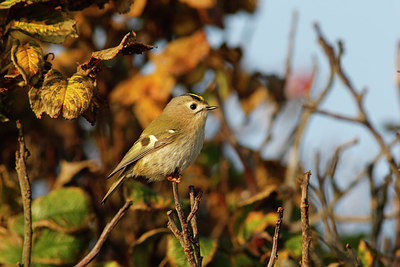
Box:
left=75, top=200, right=132, bottom=267
left=345, top=243, right=362, bottom=266
left=169, top=182, right=198, bottom=267
left=267, top=207, right=284, bottom=267
left=300, top=171, right=312, bottom=267
left=189, top=186, right=203, bottom=266
left=15, top=121, right=32, bottom=267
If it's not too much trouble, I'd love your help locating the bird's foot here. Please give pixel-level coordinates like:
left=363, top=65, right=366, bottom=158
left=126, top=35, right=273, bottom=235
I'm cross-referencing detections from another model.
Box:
left=167, top=175, right=182, bottom=183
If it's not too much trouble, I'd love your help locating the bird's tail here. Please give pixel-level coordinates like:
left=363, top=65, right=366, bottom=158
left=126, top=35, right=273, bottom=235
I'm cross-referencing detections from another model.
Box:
left=101, top=175, right=127, bottom=204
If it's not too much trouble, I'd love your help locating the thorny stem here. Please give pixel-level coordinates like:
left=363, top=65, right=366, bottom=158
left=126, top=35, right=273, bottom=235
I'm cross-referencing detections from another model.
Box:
left=15, top=121, right=32, bottom=267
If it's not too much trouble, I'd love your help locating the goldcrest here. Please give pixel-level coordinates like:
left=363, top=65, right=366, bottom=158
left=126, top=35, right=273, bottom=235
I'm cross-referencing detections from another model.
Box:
left=102, top=93, right=217, bottom=204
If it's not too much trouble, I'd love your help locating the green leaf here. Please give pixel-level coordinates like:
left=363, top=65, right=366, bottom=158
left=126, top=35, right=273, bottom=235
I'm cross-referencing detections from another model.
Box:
left=284, top=234, right=303, bottom=257
left=0, top=233, right=22, bottom=265
left=11, top=39, right=44, bottom=85
left=167, top=235, right=217, bottom=267
left=235, top=211, right=277, bottom=245
left=128, top=182, right=175, bottom=210
left=32, top=228, right=86, bottom=266
left=229, top=253, right=263, bottom=267
left=8, top=10, right=78, bottom=43
left=13, top=187, right=90, bottom=235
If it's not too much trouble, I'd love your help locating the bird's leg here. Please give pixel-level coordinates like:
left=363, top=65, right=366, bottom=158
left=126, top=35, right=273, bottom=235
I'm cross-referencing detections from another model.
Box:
left=167, top=168, right=182, bottom=183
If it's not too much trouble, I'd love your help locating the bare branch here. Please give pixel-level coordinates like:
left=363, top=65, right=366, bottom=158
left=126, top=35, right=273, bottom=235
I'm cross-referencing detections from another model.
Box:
left=300, top=171, right=312, bottom=267
left=15, top=120, right=32, bottom=267
left=75, top=200, right=132, bottom=267
left=189, top=186, right=203, bottom=266
left=169, top=182, right=199, bottom=267
left=267, top=207, right=284, bottom=267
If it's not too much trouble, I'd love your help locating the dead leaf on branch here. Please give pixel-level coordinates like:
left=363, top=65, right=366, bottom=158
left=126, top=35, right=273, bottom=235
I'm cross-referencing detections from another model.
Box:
left=54, top=160, right=100, bottom=189
left=81, top=31, right=155, bottom=71
left=11, top=39, right=44, bottom=86
left=29, top=69, right=95, bottom=120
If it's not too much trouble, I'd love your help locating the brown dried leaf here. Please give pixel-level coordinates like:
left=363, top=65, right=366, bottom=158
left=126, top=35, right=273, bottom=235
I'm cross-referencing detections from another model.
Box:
left=151, top=30, right=210, bottom=76
left=179, top=0, right=216, bottom=9
left=81, top=31, right=155, bottom=70
left=54, top=160, right=99, bottom=189
left=11, top=39, right=44, bottom=85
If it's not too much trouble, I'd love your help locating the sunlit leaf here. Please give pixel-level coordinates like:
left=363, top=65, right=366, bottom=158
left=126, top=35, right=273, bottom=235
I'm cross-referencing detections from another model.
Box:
left=240, top=86, right=268, bottom=115
left=13, top=187, right=90, bottom=234
left=167, top=235, right=217, bottom=267
left=95, top=261, right=124, bottom=267
left=125, top=0, right=147, bottom=17
left=236, top=211, right=277, bottom=244
left=358, top=240, right=373, bottom=266
left=40, top=69, right=68, bottom=118
left=128, top=182, right=174, bottom=210
left=8, top=10, right=78, bottom=43
left=151, top=30, right=210, bottom=76
left=62, top=73, right=95, bottom=119
left=11, top=39, right=44, bottom=85
left=178, top=0, right=216, bottom=9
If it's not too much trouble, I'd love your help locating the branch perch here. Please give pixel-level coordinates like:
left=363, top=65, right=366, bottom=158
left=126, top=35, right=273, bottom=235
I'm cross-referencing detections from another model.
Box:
left=300, top=171, right=312, bottom=267
left=267, top=207, right=284, bottom=267
left=167, top=182, right=203, bottom=267
left=75, top=200, right=132, bottom=267
left=15, top=120, right=32, bottom=267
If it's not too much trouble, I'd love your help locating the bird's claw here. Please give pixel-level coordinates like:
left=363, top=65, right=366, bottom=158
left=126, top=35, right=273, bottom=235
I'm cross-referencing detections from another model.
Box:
left=167, top=175, right=182, bottom=183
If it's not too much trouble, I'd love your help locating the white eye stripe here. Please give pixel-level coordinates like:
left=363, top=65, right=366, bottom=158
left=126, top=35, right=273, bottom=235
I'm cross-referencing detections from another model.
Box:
left=169, top=129, right=176, bottom=133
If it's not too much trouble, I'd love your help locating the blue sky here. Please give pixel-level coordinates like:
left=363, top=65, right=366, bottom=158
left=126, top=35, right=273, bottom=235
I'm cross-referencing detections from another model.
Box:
left=210, top=0, right=400, bottom=238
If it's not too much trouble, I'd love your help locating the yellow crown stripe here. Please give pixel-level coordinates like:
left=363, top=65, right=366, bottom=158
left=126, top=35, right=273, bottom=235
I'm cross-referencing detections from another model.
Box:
left=185, top=93, right=204, bottom=102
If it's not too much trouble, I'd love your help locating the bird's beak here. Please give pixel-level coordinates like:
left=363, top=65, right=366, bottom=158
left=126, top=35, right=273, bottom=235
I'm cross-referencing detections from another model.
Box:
left=206, top=106, right=218, bottom=111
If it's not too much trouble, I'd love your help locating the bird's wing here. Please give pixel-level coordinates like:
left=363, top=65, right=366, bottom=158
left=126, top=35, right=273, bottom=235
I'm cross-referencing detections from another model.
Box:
left=107, top=130, right=180, bottom=179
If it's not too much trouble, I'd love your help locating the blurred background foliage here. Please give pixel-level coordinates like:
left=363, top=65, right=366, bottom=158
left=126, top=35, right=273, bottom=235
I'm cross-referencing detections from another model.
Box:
left=0, top=0, right=398, bottom=266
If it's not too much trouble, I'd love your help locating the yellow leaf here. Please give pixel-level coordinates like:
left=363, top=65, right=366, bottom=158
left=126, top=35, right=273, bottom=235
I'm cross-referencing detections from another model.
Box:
left=151, top=30, right=210, bottom=76
left=125, top=0, right=147, bottom=17
left=9, top=11, right=78, bottom=44
left=11, top=39, right=44, bottom=85
left=29, top=70, right=95, bottom=120
left=179, top=0, right=216, bottom=9
left=358, top=240, right=373, bottom=266
left=40, top=69, right=68, bottom=118
left=237, top=211, right=277, bottom=245
left=62, top=73, right=94, bottom=119
left=133, top=97, right=164, bottom=128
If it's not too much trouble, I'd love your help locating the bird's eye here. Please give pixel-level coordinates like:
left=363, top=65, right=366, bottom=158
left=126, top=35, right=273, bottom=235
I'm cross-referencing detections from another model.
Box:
left=190, top=103, right=197, bottom=110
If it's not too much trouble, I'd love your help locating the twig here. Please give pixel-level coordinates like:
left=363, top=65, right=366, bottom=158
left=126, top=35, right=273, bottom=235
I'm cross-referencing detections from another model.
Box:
left=267, top=207, right=284, bottom=267
left=15, top=121, right=32, bottom=267
left=167, top=182, right=199, bottom=267
left=189, top=186, right=203, bottom=266
left=300, top=171, right=311, bottom=267
left=345, top=243, right=362, bottom=266
left=75, top=200, right=132, bottom=267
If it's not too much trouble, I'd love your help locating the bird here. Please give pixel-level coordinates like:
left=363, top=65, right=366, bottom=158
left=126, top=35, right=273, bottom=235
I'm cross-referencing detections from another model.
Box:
left=101, top=93, right=217, bottom=204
